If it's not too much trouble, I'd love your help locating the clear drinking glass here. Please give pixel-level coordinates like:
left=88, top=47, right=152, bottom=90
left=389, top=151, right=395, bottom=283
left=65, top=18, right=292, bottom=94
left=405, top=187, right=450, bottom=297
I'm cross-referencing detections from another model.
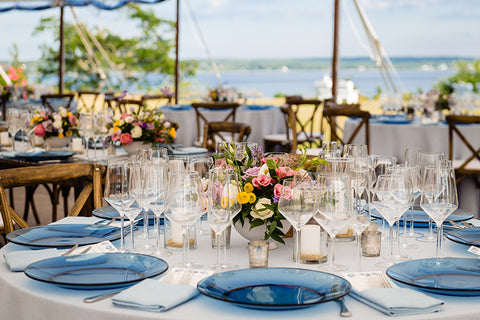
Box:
left=164, top=171, right=205, bottom=268
left=420, top=164, right=458, bottom=257
left=207, top=167, right=241, bottom=271
left=314, top=173, right=353, bottom=272
left=278, top=174, right=316, bottom=269
left=343, top=144, right=368, bottom=158
left=350, top=167, right=370, bottom=270
left=6, top=109, right=21, bottom=151
left=78, top=113, right=93, bottom=160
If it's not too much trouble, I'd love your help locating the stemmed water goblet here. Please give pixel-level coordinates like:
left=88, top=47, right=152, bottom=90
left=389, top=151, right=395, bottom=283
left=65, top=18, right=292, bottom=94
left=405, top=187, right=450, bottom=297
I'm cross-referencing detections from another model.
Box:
left=164, top=171, right=205, bottom=268
left=314, top=173, right=353, bottom=272
left=420, top=163, right=458, bottom=257
left=6, top=109, right=21, bottom=151
left=78, top=113, right=93, bottom=160
left=278, top=174, right=316, bottom=269
left=343, top=144, right=368, bottom=158
left=207, top=167, right=241, bottom=271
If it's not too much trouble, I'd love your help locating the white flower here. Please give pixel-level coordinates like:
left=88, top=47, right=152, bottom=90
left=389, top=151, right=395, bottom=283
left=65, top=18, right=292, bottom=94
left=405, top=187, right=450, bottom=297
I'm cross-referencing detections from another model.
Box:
left=163, top=121, right=171, bottom=129
left=131, top=125, right=142, bottom=138
left=259, top=163, right=271, bottom=177
left=125, top=116, right=134, bottom=124
left=112, top=114, right=120, bottom=121
left=251, top=198, right=274, bottom=220
left=58, top=107, right=67, bottom=118
left=53, top=114, right=62, bottom=129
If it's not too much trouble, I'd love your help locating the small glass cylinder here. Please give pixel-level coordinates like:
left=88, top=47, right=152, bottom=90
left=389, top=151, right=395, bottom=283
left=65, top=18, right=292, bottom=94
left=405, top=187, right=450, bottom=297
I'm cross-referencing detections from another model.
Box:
left=361, top=231, right=382, bottom=257
left=293, top=220, right=327, bottom=264
left=248, top=241, right=269, bottom=268
left=211, top=225, right=231, bottom=249
left=164, top=218, right=197, bottom=250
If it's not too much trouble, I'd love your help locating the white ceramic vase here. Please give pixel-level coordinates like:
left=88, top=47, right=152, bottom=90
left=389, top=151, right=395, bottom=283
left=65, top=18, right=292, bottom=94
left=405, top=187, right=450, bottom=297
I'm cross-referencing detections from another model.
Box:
left=122, top=141, right=152, bottom=155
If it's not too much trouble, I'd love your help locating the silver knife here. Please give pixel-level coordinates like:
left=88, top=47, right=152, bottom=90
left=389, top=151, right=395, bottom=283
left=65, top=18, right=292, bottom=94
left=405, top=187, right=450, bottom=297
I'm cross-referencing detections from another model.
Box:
left=83, top=290, right=123, bottom=303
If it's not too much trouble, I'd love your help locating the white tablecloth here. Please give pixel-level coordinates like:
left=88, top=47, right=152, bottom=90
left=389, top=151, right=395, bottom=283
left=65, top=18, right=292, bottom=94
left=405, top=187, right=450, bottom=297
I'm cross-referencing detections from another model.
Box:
left=343, top=118, right=480, bottom=216
left=162, top=105, right=285, bottom=148
left=1, top=217, right=480, bottom=320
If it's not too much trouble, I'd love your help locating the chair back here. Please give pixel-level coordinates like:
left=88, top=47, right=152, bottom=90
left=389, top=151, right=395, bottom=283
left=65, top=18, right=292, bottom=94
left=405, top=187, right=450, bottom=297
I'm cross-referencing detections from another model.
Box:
left=285, top=97, right=324, bottom=151
left=141, top=95, right=172, bottom=111
left=446, top=115, right=480, bottom=183
left=191, top=102, right=241, bottom=145
left=41, top=93, right=75, bottom=112
left=323, top=101, right=370, bottom=151
left=76, top=90, right=102, bottom=113
left=0, top=163, right=104, bottom=235
left=202, top=121, right=251, bottom=152
left=117, top=98, right=143, bottom=114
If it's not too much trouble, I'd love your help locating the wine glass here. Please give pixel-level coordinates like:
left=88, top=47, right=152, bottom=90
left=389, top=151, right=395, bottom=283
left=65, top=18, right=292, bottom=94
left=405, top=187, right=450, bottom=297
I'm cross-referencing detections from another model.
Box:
left=372, top=174, right=411, bottom=266
left=420, top=164, right=458, bottom=257
left=314, top=173, right=353, bottom=272
left=6, top=109, right=21, bottom=151
left=188, top=156, right=214, bottom=235
left=164, top=171, right=205, bottom=268
left=417, top=152, right=445, bottom=242
left=148, top=162, right=171, bottom=257
left=343, top=144, right=368, bottom=158
left=278, top=174, right=316, bottom=269
left=78, top=113, right=93, bottom=160
left=207, top=167, right=241, bottom=271
left=404, top=146, right=420, bottom=167
left=128, top=161, right=157, bottom=251
left=349, top=167, right=370, bottom=270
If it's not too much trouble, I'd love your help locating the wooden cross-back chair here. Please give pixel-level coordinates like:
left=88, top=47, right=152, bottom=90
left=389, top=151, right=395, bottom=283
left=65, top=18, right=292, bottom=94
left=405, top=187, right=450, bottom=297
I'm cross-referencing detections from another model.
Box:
left=202, top=121, right=251, bottom=152
left=191, top=102, right=241, bottom=147
left=263, top=97, right=323, bottom=153
left=323, top=101, right=370, bottom=152
left=41, top=93, right=75, bottom=112
left=0, top=163, right=104, bottom=236
left=0, top=92, right=9, bottom=121
left=77, top=90, right=101, bottom=113
left=104, top=92, right=118, bottom=112
left=446, top=115, right=480, bottom=185
left=141, top=95, right=173, bottom=111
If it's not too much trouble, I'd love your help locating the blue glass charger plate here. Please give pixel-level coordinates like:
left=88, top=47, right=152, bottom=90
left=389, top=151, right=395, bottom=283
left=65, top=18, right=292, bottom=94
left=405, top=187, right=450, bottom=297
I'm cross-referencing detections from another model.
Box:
left=386, top=258, right=480, bottom=296
left=24, top=253, right=168, bottom=290
left=244, top=105, right=273, bottom=110
left=370, top=207, right=473, bottom=228
left=6, top=224, right=121, bottom=248
left=92, top=206, right=158, bottom=226
left=445, top=228, right=480, bottom=247
left=197, top=268, right=351, bottom=310
left=3, top=150, right=75, bottom=162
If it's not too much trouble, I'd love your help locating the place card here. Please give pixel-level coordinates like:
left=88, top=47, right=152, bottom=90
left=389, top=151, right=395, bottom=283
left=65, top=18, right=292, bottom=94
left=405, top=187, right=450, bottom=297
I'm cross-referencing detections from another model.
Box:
left=343, top=271, right=397, bottom=291
left=70, top=240, right=119, bottom=255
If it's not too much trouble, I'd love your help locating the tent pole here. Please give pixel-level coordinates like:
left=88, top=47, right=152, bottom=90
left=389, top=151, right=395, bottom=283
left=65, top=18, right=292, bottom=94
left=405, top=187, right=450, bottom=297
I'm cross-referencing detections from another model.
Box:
left=174, top=0, right=180, bottom=104
left=59, top=5, right=65, bottom=94
left=331, top=0, right=340, bottom=102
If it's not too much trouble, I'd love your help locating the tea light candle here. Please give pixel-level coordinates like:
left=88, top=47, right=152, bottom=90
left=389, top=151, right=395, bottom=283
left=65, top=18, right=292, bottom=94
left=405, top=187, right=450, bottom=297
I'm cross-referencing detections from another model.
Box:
left=300, top=225, right=321, bottom=255
left=71, top=137, right=83, bottom=152
left=0, top=132, right=10, bottom=146
left=171, top=223, right=183, bottom=244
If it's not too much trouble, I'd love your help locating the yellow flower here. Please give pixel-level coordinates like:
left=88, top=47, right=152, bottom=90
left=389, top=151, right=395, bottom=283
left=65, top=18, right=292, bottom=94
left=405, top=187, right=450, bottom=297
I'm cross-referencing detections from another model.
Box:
left=169, top=127, right=176, bottom=138
left=67, top=112, right=73, bottom=117
left=244, top=183, right=254, bottom=193
left=58, top=132, right=64, bottom=138
left=65, top=131, right=73, bottom=137
left=236, top=192, right=250, bottom=204
left=221, top=197, right=234, bottom=208
left=248, top=193, right=256, bottom=203
left=114, top=120, right=121, bottom=127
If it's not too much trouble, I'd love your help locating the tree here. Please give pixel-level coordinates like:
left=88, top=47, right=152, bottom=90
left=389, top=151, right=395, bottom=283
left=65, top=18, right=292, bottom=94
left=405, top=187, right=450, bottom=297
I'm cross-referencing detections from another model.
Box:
left=33, top=4, right=198, bottom=92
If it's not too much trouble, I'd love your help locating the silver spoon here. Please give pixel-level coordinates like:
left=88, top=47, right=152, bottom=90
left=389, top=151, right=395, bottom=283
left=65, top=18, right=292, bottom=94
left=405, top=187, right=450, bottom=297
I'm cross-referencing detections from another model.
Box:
left=335, top=297, right=352, bottom=317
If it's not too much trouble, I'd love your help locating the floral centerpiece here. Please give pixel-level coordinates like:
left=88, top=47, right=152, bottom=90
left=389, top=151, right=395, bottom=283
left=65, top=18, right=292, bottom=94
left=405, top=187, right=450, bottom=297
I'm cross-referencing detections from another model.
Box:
left=30, top=107, right=79, bottom=138
left=0, top=65, right=28, bottom=99
left=106, top=107, right=178, bottom=147
left=214, top=144, right=324, bottom=244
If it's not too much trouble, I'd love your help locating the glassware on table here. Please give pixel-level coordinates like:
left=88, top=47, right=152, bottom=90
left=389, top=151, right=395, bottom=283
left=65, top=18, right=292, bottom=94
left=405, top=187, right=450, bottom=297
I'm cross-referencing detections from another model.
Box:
left=350, top=167, right=371, bottom=270
left=404, top=146, right=421, bottom=167
left=207, top=167, right=241, bottom=271
left=420, top=164, right=458, bottom=258
left=188, top=156, right=214, bottom=236
left=128, top=161, right=157, bottom=251
left=94, top=111, right=110, bottom=159
left=78, top=113, right=93, bottom=160
left=314, top=173, right=353, bottom=272
left=152, top=147, right=169, bottom=167
left=164, top=171, right=205, bottom=268
left=278, top=174, right=316, bottom=269
left=343, top=144, right=368, bottom=158
left=148, top=162, right=171, bottom=257
left=233, top=141, right=258, bottom=161
left=372, top=174, right=411, bottom=266
left=417, top=152, right=446, bottom=242
left=319, top=157, right=355, bottom=174
left=6, top=109, right=21, bottom=151
left=104, top=160, right=140, bottom=252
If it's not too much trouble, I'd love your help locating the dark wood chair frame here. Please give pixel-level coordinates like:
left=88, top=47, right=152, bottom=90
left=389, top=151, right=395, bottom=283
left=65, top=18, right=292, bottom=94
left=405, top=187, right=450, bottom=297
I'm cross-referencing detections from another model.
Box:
left=41, top=93, right=75, bottom=112
left=0, top=92, right=9, bottom=121
left=76, top=90, right=102, bottom=112
left=202, top=121, right=251, bottom=152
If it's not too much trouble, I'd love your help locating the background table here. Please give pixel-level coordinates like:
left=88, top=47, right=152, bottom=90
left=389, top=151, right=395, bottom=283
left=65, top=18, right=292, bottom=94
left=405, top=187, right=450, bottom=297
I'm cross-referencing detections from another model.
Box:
left=162, top=105, right=285, bottom=148
left=1, top=216, right=480, bottom=320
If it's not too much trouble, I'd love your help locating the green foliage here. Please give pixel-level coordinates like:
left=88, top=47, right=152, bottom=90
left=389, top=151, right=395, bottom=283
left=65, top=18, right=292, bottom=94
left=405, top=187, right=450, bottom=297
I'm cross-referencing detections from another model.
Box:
left=434, top=59, right=480, bottom=94
left=33, top=4, right=198, bottom=91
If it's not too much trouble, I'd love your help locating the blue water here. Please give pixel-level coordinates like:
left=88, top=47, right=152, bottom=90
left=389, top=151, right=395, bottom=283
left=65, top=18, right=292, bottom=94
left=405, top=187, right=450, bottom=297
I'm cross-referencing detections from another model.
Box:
left=188, top=69, right=455, bottom=99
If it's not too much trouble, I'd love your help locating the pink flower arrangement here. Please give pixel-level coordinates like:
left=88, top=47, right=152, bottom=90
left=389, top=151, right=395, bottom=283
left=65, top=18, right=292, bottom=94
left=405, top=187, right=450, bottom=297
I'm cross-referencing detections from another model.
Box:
left=30, top=107, right=79, bottom=138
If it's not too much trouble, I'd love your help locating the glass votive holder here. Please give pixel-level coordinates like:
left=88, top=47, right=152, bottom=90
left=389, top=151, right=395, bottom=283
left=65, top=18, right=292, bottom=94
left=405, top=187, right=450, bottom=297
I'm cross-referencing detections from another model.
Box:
left=164, top=218, right=197, bottom=250
left=361, top=231, right=381, bottom=257
left=211, top=225, right=231, bottom=249
left=293, top=224, right=327, bottom=264
left=248, top=241, right=269, bottom=268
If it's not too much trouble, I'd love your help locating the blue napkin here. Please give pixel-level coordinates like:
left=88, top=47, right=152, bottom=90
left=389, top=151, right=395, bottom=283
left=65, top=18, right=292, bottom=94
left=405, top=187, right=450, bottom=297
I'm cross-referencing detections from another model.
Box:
left=350, top=288, right=444, bottom=316
left=4, top=249, right=59, bottom=272
left=112, top=279, right=198, bottom=312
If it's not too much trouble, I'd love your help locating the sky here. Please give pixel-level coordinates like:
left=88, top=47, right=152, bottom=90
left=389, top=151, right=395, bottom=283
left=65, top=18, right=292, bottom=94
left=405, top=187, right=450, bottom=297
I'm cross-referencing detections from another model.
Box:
left=0, top=0, right=479, bottom=62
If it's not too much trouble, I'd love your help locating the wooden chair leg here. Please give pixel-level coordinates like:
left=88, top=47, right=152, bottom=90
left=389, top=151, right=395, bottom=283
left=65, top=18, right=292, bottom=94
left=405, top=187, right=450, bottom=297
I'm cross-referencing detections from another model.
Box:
left=23, top=185, right=41, bottom=225
left=61, top=186, right=71, bottom=218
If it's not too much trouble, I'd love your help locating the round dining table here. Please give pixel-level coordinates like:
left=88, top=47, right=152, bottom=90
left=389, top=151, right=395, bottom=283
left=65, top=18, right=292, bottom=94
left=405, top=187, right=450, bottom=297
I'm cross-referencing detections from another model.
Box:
left=1, top=215, right=480, bottom=320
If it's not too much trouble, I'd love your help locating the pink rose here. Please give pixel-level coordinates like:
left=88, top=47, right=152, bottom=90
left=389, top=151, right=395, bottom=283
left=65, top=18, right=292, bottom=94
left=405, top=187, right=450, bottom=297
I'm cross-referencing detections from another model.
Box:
left=21, top=79, right=27, bottom=86
left=242, top=167, right=261, bottom=180
left=119, top=133, right=133, bottom=145
left=120, top=113, right=130, bottom=120
left=274, top=184, right=292, bottom=200
left=33, top=124, right=46, bottom=137
left=276, top=167, right=297, bottom=179
left=68, top=115, right=77, bottom=126
left=252, top=174, right=273, bottom=188
left=261, top=157, right=278, bottom=164
left=112, top=131, right=121, bottom=141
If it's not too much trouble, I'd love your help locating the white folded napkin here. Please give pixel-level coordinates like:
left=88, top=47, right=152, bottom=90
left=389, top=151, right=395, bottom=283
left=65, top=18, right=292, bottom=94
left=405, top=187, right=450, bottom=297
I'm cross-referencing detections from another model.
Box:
left=4, top=249, right=59, bottom=272
left=112, top=279, right=198, bottom=312
left=350, top=287, right=444, bottom=316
